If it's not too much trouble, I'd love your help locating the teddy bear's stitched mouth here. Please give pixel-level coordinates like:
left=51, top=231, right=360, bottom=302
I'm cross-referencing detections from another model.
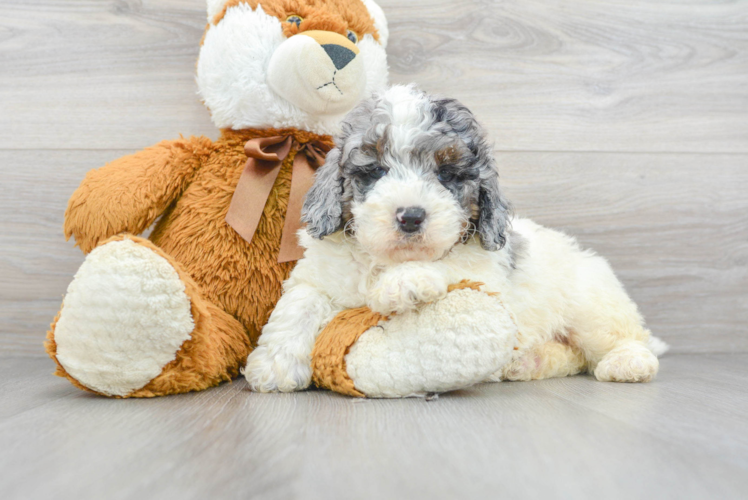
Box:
left=316, top=70, right=344, bottom=95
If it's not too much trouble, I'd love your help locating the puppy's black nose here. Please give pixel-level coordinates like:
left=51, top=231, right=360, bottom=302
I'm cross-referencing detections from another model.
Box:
left=322, top=44, right=356, bottom=70
left=396, top=207, right=427, bottom=234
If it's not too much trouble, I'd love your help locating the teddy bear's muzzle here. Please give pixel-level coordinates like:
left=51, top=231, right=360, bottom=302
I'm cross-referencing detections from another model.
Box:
left=267, top=30, right=367, bottom=116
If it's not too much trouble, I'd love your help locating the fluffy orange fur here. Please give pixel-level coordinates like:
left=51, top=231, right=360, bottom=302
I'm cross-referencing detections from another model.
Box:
left=312, top=307, right=385, bottom=397
left=50, top=128, right=334, bottom=397
left=211, top=0, right=379, bottom=41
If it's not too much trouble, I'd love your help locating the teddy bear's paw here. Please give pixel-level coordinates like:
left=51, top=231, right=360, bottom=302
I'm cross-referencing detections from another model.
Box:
left=367, top=263, right=448, bottom=315
left=346, top=287, right=518, bottom=398
left=53, top=238, right=194, bottom=397
left=244, top=345, right=312, bottom=393
left=594, top=342, right=659, bottom=383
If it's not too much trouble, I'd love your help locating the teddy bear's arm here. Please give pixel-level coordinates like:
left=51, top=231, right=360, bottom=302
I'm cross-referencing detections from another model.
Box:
left=64, top=136, right=214, bottom=253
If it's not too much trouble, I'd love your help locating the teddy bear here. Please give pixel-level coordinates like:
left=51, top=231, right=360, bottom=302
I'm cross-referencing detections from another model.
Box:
left=45, top=0, right=390, bottom=398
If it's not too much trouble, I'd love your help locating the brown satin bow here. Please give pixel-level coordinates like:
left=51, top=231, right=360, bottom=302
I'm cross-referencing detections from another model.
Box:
left=225, top=135, right=331, bottom=263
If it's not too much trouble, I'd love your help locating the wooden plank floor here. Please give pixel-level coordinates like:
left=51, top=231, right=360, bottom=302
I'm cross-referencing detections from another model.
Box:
left=1, top=1, right=747, bottom=499
left=1, top=354, right=747, bottom=500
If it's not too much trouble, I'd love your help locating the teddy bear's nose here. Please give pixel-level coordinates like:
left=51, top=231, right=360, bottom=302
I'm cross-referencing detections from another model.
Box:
left=322, top=44, right=356, bottom=70
left=299, top=30, right=360, bottom=70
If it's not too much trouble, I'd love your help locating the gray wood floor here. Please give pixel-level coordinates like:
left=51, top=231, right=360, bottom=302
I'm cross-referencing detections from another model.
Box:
left=2, top=354, right=747, bottom=500
left=1, top=1, right=747, bottom=499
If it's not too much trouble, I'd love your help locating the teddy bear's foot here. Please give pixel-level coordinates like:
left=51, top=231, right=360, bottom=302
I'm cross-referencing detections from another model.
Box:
left=46, top=235, right=252, bottom=397
left=318, top=282, right=519, bottom=398
left=48, top=237, right=195, bottom=396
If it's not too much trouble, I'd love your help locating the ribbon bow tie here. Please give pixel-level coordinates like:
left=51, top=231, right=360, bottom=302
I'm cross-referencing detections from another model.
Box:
left=225, top=135, right=331, bottom=263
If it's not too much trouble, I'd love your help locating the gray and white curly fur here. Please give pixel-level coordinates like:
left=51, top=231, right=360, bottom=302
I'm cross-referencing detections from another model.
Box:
left=244, top=84, right=669, bottom=393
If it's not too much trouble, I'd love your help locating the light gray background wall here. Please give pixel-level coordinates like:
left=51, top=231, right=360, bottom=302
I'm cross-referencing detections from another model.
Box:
left=1, top=0, right=747, bottom=356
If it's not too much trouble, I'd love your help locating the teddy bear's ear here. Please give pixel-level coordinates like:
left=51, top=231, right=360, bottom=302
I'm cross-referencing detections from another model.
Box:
left=302, top=147, right=345, bottom=239
left=206, top=0, right=226, bottom=24
left=361, top=0, right=389, bottom=48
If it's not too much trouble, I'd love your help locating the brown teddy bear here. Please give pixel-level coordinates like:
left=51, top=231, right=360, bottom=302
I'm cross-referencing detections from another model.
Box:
left=45, top=0, right=389, bottom=398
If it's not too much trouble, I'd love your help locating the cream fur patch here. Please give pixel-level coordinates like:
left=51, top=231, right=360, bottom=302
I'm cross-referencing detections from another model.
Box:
left=345, top=289, right=518, bottom=398
left=54, top=239, right=194, bottom=397
left=266, top=32, right=367, bottom=116
left=206, top=0, right=226, bottom=22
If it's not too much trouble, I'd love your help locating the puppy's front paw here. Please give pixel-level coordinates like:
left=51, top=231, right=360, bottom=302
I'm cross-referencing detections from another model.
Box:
left=243, top=345, right=312, bottom=393
left=367, top=264, right=448, bottom=315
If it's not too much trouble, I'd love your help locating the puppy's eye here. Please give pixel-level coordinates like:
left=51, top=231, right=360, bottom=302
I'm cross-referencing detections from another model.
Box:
left=347, top=30, right=358, bottom=44
left=369, top=166, right=387, bottom=179
left=286, top=15, right=303, bottom=27
left=437, top=168, right=456, bottom=183
left=463, top=168, right=480, bottom=181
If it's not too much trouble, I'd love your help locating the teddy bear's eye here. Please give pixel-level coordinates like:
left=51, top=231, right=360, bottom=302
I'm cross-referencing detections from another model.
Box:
left=347, top=30, right=358, bottom=44
left=286, top=15, right=303, bottom=27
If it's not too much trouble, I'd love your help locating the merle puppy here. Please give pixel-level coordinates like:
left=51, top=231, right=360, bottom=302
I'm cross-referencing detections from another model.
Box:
left=244, top=84, right=667, bottom=393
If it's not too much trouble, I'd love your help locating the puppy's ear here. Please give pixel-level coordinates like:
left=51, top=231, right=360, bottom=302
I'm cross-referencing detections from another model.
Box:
left=476, top=157, right=511, bottom=251
left=302, top=147, right=344, bottom=239
left=432, top=95, right=511, bottom=251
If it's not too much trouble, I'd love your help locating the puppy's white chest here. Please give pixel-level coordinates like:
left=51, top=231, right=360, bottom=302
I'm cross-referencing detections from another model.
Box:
left=437, top=242, right=512, bottom=291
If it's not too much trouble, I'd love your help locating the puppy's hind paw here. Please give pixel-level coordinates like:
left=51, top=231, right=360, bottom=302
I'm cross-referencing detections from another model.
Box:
left=594, top=342, right=659, bottom=383
left=500, top=351, right=541, bottom=382
left=243, top=345, right=312, bottom=393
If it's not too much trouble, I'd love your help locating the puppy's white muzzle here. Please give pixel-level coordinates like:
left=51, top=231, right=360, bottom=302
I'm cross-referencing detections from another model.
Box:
left=267, top=31, right=367, bottom=116
left=353, top=176, right=466, bottom=263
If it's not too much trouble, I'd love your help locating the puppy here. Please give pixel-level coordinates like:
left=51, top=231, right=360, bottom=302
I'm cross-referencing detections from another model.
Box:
left=244, top=84, right=668, bottom=393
